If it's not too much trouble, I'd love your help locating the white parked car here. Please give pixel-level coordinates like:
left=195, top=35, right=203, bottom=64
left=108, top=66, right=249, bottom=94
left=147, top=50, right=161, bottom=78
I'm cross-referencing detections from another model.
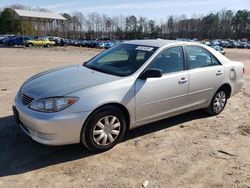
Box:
left=13, top=39, right=244, bottom=152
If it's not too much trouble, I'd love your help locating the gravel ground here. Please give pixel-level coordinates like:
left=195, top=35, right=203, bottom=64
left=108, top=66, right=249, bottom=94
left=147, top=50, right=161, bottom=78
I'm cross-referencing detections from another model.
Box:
left=0, top=46, right=249, bottom=188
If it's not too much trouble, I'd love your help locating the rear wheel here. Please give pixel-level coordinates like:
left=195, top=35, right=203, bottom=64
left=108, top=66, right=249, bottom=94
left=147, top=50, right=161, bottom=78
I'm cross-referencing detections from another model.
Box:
left=81, top=106, right=126, bottom=152
left=205, top=89, right=228, bottom=115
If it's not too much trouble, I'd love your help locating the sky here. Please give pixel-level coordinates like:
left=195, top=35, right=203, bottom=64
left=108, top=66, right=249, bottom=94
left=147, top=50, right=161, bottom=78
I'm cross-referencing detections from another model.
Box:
left=0, top=0, right=249, bottom=18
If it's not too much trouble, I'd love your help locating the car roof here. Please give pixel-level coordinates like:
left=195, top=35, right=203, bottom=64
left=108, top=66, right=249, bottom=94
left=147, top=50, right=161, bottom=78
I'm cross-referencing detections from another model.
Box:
left=122, top=39, right=183, bottom=47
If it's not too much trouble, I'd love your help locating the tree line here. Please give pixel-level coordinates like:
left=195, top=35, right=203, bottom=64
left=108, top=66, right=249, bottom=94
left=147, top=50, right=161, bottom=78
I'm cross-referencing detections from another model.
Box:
left=0, top=4, right=249, bottom=40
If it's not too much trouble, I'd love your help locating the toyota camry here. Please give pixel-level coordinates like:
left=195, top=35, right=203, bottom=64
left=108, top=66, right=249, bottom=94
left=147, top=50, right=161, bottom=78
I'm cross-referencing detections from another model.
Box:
left=13, top=39, right=244, bottom=152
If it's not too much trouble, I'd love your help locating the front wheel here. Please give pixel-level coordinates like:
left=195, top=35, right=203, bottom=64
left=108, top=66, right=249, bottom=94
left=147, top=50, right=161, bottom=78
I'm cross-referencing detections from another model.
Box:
left=27, top=43, right=33, bottom=47
left=81, top=106, right=126, bottom=152
left=205, top=89, right=228, bottom=115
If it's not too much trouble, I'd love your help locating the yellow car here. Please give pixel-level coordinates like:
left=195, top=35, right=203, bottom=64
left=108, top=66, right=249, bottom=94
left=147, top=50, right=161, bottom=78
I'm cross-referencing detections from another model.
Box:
left=25, top=37, right=55, bottom=47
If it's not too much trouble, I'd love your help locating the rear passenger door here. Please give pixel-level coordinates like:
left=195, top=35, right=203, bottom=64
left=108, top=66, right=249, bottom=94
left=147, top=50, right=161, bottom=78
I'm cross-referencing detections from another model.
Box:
left=186, top=45, right=225, bottom=108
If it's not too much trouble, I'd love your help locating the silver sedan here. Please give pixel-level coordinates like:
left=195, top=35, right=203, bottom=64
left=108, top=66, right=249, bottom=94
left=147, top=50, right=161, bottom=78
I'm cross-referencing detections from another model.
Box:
left=13, top=39, right=244, bottom=152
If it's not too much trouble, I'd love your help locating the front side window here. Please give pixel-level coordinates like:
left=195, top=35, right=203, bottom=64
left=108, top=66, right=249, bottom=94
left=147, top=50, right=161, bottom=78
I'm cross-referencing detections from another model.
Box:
left=186, top=46, right=220, bottom=69
left=148, top=46, right=184, bottom=74
left=85, top=44, right=158, bottom=76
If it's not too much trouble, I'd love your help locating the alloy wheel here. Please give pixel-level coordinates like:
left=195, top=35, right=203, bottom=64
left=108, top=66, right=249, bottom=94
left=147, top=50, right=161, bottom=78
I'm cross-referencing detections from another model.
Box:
left=213, top=91, right=226, bottom=113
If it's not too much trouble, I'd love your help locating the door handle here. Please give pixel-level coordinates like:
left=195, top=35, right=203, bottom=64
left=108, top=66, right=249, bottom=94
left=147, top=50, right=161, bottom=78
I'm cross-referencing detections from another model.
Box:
left=216, top=71, right=223, bottom=76
left=178, top=77, right=188, bottom=84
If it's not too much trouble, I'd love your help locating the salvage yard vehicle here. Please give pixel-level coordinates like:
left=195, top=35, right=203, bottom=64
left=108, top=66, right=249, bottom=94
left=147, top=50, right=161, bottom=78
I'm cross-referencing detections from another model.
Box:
left=97, top=41, right=105, bottom=48
left=25, top=37, right=55, bottom=47
left=4, top=36, right=32, bottom=46
left=50, top=37, right=65, bottom=46
left=13, top=39, right=244, bottom=152
left=237, top=42, right=247, bottom=49
left=247, top=42, right=250, bottom=49
left=211, top=45, right=225, bottom=55
left=0, top=34, right=15, bottom=44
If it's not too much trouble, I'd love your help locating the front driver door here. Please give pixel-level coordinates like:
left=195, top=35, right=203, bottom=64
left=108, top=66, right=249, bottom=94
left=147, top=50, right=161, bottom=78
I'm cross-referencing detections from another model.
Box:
left=135, top=46, right=189, bottom=125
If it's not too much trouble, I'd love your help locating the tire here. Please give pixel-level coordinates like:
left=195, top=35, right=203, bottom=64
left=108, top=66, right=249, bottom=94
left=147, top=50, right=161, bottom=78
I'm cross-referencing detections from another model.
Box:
left=205, top=89, right=228, bottom=115
left=27, top=43, right=33, bottom=47
left=81, top=106, right=126, bottom=152
left=45, top=44, right=50, bottom=48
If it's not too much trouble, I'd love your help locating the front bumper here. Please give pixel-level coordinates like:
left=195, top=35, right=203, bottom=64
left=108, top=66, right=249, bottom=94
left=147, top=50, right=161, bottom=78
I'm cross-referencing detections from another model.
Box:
left=13, top=98, right=91, bottom=146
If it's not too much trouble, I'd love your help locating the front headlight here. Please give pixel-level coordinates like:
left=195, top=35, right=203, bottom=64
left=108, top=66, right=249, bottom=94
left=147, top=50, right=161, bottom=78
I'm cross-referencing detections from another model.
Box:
left=29, top=97, right=78, bottom=112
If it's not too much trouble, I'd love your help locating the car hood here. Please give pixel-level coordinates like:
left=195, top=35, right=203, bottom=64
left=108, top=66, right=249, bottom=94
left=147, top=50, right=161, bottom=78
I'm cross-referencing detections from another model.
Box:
left=21, top=65, right=121, bottom=99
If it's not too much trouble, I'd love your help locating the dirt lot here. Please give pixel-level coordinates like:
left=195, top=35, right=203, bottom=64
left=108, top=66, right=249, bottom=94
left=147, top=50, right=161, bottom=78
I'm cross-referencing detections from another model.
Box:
left=0, top=46, right=249, bottom=188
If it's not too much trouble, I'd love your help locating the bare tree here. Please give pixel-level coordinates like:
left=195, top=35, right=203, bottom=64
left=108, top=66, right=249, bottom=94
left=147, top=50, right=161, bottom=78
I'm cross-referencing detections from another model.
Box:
left=1, top=5, right=249, bottom=40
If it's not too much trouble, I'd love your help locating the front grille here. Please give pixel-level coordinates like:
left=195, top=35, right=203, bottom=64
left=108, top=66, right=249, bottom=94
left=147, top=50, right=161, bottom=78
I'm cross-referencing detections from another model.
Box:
left=21, top=93, right=34, bottom=105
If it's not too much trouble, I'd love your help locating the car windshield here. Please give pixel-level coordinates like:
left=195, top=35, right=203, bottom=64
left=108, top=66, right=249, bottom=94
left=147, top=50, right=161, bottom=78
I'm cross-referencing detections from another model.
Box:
left=84, top=44, right=158, bottom=76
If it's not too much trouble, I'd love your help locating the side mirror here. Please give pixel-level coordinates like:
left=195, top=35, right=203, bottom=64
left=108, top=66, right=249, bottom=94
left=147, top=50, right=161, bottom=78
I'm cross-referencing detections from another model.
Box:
left=139, top=68, right=162, bottom=79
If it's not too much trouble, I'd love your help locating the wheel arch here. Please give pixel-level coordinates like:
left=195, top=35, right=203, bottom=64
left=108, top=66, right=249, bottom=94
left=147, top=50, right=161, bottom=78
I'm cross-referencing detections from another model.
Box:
left=80, top=102, right=131, bottom=143
left=217, top=83, right=232, bottom=98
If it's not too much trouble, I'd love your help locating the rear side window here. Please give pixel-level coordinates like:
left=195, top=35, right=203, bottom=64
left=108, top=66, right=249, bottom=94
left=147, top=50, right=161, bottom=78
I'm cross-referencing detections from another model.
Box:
left=148, top=46, right=184, bottom=74
left=186, top=46, right=221, bottom=69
